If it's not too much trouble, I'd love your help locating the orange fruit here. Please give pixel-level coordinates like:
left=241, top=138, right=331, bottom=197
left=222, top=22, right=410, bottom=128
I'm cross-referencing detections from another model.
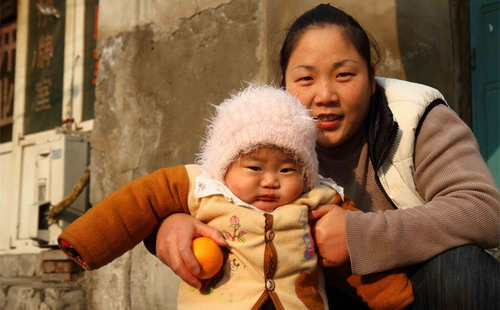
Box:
left=192, top=237, right=224, bottom=279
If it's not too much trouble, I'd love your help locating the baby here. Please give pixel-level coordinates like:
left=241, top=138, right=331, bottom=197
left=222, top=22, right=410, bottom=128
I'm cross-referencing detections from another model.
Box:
left=59, top=85, right=412, bottom=310
left=176, top=85, right=344, bottom=309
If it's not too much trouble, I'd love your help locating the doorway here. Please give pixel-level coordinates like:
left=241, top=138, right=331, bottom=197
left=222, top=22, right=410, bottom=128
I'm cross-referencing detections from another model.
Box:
left=470, top=0, right=500, bottom=186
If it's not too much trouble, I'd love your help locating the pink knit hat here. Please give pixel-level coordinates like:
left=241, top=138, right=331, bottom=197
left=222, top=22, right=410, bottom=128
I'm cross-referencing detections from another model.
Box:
left=197, top=84, right=319, bottom=190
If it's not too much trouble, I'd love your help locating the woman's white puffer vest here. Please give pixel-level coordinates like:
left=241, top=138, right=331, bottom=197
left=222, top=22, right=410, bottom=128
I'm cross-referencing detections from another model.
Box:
left=375, top=77, right=447, bottom=209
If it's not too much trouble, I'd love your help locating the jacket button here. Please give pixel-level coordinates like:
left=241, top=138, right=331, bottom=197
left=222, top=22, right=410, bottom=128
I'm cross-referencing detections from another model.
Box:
left=265, top=230, right=274, bottom=241
left=266, top=279, right=275, bottom=291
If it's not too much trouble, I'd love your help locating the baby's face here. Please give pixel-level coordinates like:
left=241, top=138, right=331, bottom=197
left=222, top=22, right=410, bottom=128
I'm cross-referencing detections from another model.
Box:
left=224, top=147, right=305, bottom=212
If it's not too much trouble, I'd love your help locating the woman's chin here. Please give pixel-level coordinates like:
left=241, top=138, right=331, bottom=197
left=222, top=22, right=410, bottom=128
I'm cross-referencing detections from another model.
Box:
left=317, top=133, right=343, bottom=147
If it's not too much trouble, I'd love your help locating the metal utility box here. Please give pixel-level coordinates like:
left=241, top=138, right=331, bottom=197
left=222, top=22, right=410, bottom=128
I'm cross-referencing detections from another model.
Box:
left=29, top=134, right=90, bottom=247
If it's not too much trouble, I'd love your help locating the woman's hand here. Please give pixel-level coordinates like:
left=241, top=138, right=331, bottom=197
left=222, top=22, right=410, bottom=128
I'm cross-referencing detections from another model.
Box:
left=156, top=213, right=227, bottom=289
left=309, top=204, right=350, bottom=267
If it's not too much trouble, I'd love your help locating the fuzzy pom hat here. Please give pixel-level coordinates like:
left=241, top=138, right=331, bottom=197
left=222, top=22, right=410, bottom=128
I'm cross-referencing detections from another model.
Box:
left=197, top=84, right=319, bottom=190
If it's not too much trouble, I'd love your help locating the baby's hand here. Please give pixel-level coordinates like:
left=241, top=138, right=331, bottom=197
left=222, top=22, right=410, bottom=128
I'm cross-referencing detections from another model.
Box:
left=156, top=213, right=227, bottom=289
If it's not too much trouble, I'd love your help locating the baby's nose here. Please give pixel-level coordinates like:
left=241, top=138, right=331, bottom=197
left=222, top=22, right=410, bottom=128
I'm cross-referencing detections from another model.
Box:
left=261, top=173, right=279, bottom=188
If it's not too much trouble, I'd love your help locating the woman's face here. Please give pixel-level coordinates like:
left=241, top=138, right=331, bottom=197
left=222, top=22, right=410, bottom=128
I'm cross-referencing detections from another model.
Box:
left=285, top=26, right=375, bottom=147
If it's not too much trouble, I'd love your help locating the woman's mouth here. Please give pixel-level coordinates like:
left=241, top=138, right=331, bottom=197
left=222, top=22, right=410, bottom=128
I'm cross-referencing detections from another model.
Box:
left=313, top=114, right=343, bottom=130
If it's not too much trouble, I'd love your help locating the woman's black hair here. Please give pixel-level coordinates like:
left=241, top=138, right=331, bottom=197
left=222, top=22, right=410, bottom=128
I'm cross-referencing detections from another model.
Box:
left=280, top=4, right=380, bottom=85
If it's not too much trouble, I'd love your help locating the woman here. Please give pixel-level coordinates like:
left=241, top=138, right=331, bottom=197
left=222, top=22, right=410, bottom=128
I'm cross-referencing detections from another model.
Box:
left=151, top=4, right=499, bottom=309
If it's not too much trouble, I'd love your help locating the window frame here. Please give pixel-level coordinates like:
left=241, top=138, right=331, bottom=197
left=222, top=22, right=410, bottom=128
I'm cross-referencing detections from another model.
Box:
left=0, top=0, right=95, bottom=254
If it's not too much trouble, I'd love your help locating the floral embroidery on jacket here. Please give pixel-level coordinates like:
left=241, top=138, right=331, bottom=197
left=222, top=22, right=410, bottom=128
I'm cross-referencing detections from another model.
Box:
left=222, top=216, right=247, bottom=243
left=299, top=209, right=315, bottom=260
left=197, top=182, right=206, bottom=192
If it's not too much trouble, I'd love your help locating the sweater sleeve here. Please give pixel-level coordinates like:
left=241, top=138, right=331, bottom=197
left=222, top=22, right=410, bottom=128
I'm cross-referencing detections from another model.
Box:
left=58, top=165, right=191, bottom=270
left=346, top=105, right=500, bottom=275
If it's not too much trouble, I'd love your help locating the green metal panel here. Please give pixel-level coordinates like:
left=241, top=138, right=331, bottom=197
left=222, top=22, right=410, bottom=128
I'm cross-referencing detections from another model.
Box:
left=470, top=0, right=500, bottom=186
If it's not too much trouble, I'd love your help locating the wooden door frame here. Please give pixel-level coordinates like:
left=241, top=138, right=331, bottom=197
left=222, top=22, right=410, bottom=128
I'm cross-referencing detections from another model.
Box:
left=450, top=0, right=472, bottom=126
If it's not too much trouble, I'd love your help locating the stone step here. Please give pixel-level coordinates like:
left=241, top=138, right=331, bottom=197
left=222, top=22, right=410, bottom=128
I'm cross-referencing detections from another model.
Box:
left=0, top=276, right=86, bottom=310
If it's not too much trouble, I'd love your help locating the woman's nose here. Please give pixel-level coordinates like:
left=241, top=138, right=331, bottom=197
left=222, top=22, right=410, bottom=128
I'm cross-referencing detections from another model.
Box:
left=313, top=81, right=338, bottom=106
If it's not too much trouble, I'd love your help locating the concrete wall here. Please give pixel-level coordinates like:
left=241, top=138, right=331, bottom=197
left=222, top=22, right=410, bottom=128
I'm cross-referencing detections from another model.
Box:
left=88, top=0, right=264, bottom=308
left=86, top=0, right=468, bottom=309
left=0, top=254, right=86, bottom=309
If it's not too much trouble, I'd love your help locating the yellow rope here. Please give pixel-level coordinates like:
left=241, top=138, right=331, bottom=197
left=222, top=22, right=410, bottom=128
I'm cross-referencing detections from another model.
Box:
left=47, top=167, right=90, bottom=224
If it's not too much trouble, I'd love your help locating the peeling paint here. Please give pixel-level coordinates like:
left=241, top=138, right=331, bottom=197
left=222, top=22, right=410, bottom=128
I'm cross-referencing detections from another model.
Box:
left=99, top=35, right=126, bottom=69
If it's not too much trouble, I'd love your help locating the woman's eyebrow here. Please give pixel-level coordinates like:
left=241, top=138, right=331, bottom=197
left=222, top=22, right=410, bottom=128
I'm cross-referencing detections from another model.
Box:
left=331, top=59, right=358, bottom=70
left=290, top=59, right=358, bottom=73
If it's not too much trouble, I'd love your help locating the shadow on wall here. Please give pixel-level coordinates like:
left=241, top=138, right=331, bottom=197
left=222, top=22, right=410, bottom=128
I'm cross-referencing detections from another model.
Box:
left=395, top=0, right=472, bottom=124
left=395, top=0, right=447, bottom=90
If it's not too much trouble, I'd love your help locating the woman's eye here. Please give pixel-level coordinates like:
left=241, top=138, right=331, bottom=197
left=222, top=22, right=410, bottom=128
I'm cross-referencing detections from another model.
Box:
left=337, top=72, right=352, bottom=79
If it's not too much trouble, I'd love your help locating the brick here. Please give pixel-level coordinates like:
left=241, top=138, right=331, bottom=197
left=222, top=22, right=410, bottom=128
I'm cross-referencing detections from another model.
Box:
left=41, top=261, right=82, bottom=274
left=39, top=250, right=69, bottom=261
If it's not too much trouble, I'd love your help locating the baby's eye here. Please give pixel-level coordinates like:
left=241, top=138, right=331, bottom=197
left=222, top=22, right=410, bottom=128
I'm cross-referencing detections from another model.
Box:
left=298, top=76, right=313, bottom=81
left=281, top=168, right=295, bottom=173
left=247, top=166, right=261, bottom=171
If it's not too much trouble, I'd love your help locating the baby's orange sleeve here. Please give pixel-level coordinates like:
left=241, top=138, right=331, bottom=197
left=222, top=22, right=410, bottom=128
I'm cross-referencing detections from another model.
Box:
left=58, top=165, right=191, bottom=270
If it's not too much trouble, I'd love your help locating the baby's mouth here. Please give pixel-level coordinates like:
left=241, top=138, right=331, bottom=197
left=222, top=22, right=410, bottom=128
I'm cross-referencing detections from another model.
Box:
left=258, top=195, right=277, bottom=202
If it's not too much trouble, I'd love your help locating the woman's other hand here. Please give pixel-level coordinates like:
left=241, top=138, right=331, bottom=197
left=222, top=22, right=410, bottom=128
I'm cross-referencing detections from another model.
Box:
left=309, top=204, right=350, bottom=267
left=156, top=213, right=227, bottom=289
